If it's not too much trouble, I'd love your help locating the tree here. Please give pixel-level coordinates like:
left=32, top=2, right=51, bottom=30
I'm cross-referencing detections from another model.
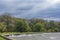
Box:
left=0, top=13, right=16, bottom=32
left=0, top=22, right=7, bottom=32
left=33, top=23, right=44, bottom=32
left=16, top=19, right=31, bottom=32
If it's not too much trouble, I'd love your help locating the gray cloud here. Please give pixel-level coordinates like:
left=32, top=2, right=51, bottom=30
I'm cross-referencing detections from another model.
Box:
left=0, top=0, right=60, bottom=21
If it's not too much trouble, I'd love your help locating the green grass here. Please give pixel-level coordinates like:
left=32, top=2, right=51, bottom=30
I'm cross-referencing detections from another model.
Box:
left=0, top=37, right=5, bottom=40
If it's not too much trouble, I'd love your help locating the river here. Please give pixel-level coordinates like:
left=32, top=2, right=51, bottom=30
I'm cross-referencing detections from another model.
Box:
left=7, top=33, right=60, bottom=40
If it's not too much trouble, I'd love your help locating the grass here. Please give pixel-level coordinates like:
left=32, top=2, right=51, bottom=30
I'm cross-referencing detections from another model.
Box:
left=0, top=37, right=5, bottom=40
left=0, top=32, right=43, bottom=36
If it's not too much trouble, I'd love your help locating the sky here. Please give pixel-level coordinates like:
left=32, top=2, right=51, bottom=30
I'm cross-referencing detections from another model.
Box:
left=0, top=0, right=60, bottom=21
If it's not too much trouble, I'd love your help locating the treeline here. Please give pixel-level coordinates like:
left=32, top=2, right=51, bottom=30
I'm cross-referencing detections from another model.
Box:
left=0, top=13, right=60, bottom=32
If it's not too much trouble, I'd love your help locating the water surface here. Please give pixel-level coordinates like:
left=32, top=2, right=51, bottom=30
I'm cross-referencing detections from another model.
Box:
left=7, top=33, right=60, bottom=40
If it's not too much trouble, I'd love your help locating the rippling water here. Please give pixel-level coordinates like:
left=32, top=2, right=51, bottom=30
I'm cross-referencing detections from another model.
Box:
left=8, top=33, right=60, bottom=40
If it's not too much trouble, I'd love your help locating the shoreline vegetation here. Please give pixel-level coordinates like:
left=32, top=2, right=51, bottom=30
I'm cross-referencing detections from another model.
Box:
left=0, top=37, right=5, bottom=40
left=0, top=32, right=60, bottom=36
left=0, top=13, right=60, bottom=35
left=0, top=32, right=43, bottom=36
left=0, top=35, right=12, bottom=40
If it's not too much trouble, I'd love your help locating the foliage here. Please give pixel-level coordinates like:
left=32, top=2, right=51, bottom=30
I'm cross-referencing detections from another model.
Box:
left=0, top=13, right=60, bottom=32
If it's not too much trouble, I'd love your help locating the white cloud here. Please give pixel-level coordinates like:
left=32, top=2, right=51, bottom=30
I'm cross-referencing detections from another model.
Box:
left=44, top=17, right=60, bottom=21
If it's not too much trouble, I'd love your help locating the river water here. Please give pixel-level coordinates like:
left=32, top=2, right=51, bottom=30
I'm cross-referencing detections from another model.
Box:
left=7, top=33, right=60, bottom=40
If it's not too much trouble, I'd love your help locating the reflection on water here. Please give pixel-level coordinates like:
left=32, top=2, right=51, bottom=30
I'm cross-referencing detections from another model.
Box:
left=7, top=33, right=60, bottom=40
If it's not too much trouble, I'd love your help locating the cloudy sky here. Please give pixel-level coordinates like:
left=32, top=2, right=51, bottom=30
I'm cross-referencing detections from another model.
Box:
left=0, top=0, right=60, bottom=21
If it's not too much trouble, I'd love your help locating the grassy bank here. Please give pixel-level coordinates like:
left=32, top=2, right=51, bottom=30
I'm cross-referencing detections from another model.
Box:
left=0, top=37, right=5, bottom=40
left=0, top=32, right=44, bottom=36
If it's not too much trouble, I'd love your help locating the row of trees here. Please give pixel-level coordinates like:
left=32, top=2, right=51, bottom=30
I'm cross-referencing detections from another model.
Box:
left=0, top=13, right=60, bottom=32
